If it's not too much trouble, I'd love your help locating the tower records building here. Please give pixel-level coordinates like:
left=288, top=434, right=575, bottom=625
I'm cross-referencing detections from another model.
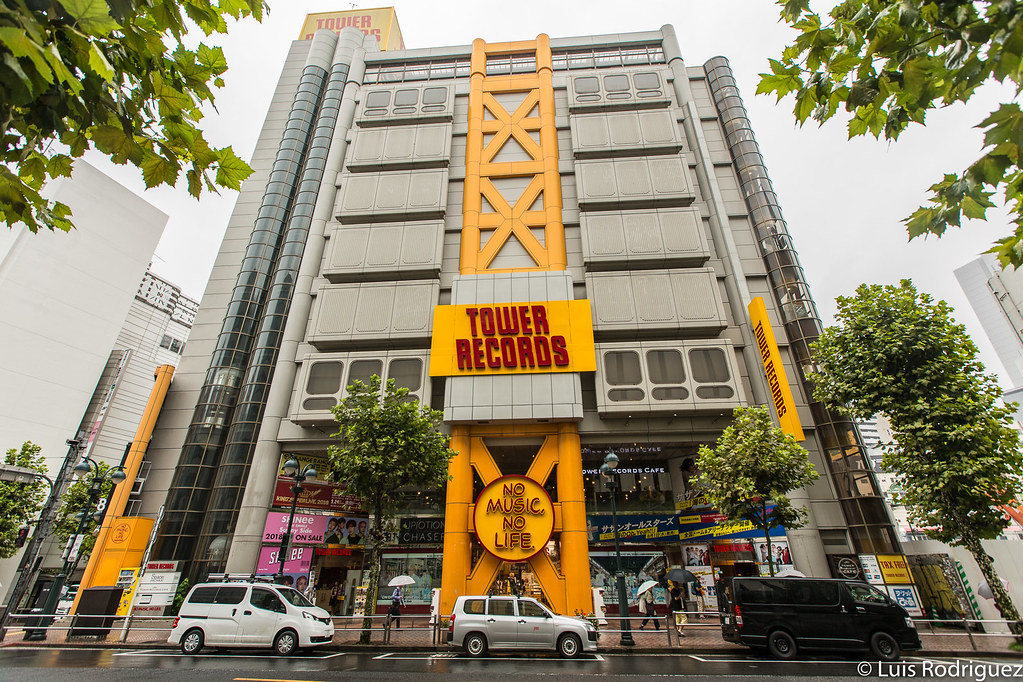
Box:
left=143, top=13, right=904, bottom=617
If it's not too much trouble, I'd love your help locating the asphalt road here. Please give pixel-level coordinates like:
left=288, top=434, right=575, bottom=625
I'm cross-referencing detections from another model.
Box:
left=1, top=648, right=1022, bottom=681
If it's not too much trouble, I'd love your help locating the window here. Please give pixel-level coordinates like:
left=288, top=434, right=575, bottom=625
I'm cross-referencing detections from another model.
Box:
left=388, top=358, right=422, bottom=392
left=394, top=89, right=418, bottom=107
left=604, top=351, right=641, bottom=385
left=646, top=350, right=684, bottom=384
left=603, top=74, right=630, bottom=92
left=365, top=91, right=391, bottom=108
left=348, top=360, right=383, bottom=389
left=423, top=87, right=447, bottom=104
left=160, top=334, right=182, bottom=353
left=849, top=584, right=889, bottom=604
left=488, top=599, right=515, bottom=616
left=633, top=72, right=661, bottom=90
left=187, top=587, right=219, bottom=604
left=689, top=348, right=730, bottom=383
left=307, top=361, right=343, bottom=395
left=277, top=587, right=313, bottom=607
left=518, top=599, right=547, bottom=618
left=463, top=598, right=486, bottom=614
left=251, top=587, right=285, bottom=612
left=574, top=76, right=599, bottom=94
left=213, top=586, right=247, bottom=604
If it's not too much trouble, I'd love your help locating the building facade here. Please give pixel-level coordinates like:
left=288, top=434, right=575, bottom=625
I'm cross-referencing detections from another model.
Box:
left=144, top=22, right=901, bottom=617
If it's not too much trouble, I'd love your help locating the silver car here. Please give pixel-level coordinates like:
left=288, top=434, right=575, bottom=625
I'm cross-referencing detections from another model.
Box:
left=447, top=595, right=598, bottom=658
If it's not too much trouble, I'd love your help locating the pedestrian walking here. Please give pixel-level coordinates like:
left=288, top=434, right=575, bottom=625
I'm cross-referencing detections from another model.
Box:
left=389, top=585, right=406, bottom=628
left=668, top=582, right=686, bottom=639
left=638, top=588, right=659, bottom=630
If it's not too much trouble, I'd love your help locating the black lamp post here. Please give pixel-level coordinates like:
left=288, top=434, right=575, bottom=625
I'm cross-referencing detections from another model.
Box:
left=26, top=455, right=125, bottom=640
left=277, top=458, right=317, bottom=580
left=600, top=451, right=635, bottom=647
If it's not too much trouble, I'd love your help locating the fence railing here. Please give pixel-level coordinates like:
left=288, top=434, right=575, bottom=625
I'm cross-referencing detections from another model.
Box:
left=0, top=608, right=1018, bottom=653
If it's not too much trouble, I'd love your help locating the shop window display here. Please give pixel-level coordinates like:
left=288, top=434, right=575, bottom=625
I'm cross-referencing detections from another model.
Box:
left=378, top=553, right=442, bottom=606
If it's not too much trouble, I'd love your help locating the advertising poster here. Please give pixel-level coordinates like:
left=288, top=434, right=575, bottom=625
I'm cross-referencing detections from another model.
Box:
left=262, top=512, right=328, bottom=544
left=753, top=540, right=792, bottom=567
left=683, top=544, right=709, bottom=567
left=587, top=513, right=786, bottom=544
left=888, top=584, right=924, bottom=617
left=858, top=554, right=885, bottom=585
left=877, top=554, right=914, bottom=584
left=272, top=477, right=365, bottom=513
left=256, top=544, right=313, bottom=574
left=323, top=515, right=371, bottom=545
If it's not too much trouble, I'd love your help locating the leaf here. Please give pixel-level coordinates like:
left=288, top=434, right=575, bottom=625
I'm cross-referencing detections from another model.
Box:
left=86, top=42, right=114, bottom=80
left=212, top=147, right=253, bottom=192
left=140, top=153, right=180, bottom=188
left=961, top=195, right=989, bottom=220
left=0, top=26, right=54, bottom=83
left=58, top=0, right=121, bottom=34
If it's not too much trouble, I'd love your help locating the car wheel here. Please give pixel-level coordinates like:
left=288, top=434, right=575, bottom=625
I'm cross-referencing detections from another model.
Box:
left=273, top=629, right=299, bottom=656
left=767, top=629, right=797, bottom=660
left=180, top=628, right=204, bottom=655
left=464, top=632, right=487, bottom=658
left=558, top=633, right=582, bottom=659
left=870, top=631, right=900, bottom=662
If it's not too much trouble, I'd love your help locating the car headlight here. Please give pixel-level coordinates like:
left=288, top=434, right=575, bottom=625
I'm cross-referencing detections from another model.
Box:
left=905, top=617, right=916, bottom=628
left=303, top=611, right=314, bottom=620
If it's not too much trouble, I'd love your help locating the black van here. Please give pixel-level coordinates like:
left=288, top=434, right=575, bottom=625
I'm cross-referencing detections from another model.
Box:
left=718, top=577, right=921, bottom=661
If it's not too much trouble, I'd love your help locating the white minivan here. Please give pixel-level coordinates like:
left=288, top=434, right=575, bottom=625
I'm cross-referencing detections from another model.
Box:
left=168, top=580, right=334, bottom=655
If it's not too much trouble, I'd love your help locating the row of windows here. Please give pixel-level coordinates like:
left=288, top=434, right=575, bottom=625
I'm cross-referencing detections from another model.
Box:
left=303, top=357, right=424, bottom=411
left=362, top=86, right=449, bottom=118
left=361, top=45, right=666, bottom=84
left=159, top=334, right=183, bottom=354
left=603, top=348, right=733, bottom=402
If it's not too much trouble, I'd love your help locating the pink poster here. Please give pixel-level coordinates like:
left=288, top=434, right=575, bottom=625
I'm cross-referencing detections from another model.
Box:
left=262, top=512, right=328, bottom=545
left=257, top=544, right=313, bottom=574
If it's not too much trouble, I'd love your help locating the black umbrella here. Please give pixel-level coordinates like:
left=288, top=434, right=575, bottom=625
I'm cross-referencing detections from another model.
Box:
left=665, top=568, right=698, bottom=584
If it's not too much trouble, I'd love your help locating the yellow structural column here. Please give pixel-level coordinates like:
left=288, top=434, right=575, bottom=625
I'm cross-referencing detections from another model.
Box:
left=72, top=364, right=175, bottom=613
left=459, top=39, right=486, bottom=275
left=535, top=33, right=566, bottom=271
left=440, top=425, right=473, bottom=616
left=557, top=422, right=591, bottom=615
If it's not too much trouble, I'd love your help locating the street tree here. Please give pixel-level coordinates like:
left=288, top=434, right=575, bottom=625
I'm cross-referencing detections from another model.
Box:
left=697, top=406, right=819, bottom=576
left=760, top=0, right=1023, bottom=267
left=54, top=459, right=115, bottom=556
left=0, top=441, right=47, bottom=558
left=328, top=375, right=455, bottom=642
left=812, top=280, right=1023, bottom=640
left=0, top=0, right=263, bottom=235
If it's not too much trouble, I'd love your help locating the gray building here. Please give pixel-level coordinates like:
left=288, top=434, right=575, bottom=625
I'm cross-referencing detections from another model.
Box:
left=143, top=24, right=898, bottom=614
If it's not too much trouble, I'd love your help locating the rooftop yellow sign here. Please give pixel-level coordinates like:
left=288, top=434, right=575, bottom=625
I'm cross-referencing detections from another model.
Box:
left=299, top=7, right=404, bottom=50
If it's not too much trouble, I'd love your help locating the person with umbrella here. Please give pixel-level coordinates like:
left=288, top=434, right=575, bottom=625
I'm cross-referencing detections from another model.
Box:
left=387, top=575, right=414, bottom=628
left=636, top=580, right=659, bottom=630
left=664, top=568, right=696, bottom=640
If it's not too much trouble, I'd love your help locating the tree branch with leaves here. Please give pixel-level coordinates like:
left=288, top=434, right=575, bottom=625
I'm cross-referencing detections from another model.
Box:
left=811, top=279, right=1023, bottom=641
left=0, top=441, right=47, bottom=559
left=327, top=375, right=455, bottom=643
left=761, top=0, right=1023, bottom=267
left=697, top=406, right=819, bottom=576
left=0, top=0, right=263, bottom=235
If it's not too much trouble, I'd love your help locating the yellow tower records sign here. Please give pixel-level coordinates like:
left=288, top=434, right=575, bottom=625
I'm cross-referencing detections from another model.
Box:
left=474, top=476, right=555, bottom=561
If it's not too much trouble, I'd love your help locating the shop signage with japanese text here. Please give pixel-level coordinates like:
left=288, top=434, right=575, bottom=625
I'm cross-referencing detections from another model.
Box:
left=272, top=477, right=364, bottom=513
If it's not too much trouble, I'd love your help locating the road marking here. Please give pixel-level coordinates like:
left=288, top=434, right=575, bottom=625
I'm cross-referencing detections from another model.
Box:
left=114, top=650, right=346, bottom=659
left=373, top=652, right=603, bottom=661
left=687, top=654, right=862, bottom=664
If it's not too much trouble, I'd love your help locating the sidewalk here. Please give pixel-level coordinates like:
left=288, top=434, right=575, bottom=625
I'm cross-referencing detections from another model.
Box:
left=1, top=617, right=1018, bottom=656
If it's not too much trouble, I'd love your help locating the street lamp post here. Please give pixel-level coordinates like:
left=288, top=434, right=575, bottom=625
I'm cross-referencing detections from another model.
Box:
left=25, top=455, right=125, bottom=640
left=277, top=458, right=317, bottom=581
left=600, top=451, right=635, bottom=647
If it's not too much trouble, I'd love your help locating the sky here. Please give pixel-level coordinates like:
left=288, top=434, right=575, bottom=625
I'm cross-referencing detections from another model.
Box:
left=83, top=0, right=1019, bottom=388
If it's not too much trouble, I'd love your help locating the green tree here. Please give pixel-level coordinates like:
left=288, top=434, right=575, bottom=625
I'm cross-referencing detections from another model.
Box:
left=327, top=375, right=455, bottom=643
left=812, top=280, right=1023, bottom=640
left=0, top=441, right=47, bottom=558
left=0, top=0, right=262, bottom=235
left=54, top=460, right=116, bottom=556
left=696, top=406, right=820, bottom=576
left=760, top=0, right=1023, bottom=267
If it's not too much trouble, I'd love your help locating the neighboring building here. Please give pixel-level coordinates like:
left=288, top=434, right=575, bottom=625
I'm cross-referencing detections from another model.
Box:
left=955, top=254, right=1023, bottom=424
left=0, top=162, right=172, bottom=606
left=143, top=19, right=901, bottom=619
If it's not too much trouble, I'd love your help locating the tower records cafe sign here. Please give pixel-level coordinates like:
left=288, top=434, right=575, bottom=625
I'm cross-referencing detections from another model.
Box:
left=473, top=476, right=555, bottom=562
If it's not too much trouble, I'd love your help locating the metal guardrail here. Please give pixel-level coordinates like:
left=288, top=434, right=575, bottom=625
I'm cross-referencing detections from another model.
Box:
left=0, top=608, right=1018, bottom=652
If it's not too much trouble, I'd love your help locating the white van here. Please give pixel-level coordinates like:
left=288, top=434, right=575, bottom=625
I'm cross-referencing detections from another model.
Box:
left=168, top=580, right=334, bottom=655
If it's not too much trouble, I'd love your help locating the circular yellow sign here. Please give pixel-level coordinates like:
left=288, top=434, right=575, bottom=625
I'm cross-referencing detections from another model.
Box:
left=474, top=475, right=555, bottom=562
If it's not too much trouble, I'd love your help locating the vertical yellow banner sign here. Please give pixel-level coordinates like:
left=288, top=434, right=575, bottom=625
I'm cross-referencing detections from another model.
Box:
left=748, top=297, right=804, bottom=441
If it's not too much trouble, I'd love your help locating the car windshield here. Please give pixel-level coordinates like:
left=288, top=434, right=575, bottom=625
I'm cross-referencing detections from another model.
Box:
left=276, top=587, right=313, bottom=607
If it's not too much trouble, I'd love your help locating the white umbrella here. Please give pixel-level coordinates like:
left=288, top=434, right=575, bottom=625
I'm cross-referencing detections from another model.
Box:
left=636, top=580, right=659, bottom=596
left=978, top=578, right=1009, bottom=600
left=388, top=575, right=415, bottom=587
left=776, top=568, right=806, bottom=577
